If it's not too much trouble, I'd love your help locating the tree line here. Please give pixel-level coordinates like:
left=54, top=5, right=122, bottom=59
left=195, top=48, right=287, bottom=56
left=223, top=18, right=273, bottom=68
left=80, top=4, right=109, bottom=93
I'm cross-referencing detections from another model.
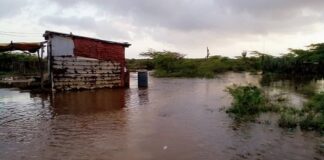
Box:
left=127, top=43, right=324, bottom=78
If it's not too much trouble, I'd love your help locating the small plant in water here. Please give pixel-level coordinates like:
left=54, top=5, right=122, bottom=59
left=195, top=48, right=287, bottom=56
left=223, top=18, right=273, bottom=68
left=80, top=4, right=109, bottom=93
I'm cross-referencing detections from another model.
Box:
left=226, top=85, right=324, bottom=133
left=278, top=110, right=299, bottom=128
left=226, top=84, right=266, bottom=120
left=299, top=92, right=324, bottom=132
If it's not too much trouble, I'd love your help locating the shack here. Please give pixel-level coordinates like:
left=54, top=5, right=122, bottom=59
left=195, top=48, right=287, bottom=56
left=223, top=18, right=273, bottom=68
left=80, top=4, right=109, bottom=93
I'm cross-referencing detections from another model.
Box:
left=44, top=31, right=131, bottom=91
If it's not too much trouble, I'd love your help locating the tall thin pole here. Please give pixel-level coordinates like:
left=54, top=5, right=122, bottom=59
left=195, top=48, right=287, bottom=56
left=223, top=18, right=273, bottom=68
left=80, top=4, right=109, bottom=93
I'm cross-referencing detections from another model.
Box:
left=206, top=47, right=210, bottom=59
left=37, top=46, right=44, bottom=89
left=40, top=44, right=44, bottom=89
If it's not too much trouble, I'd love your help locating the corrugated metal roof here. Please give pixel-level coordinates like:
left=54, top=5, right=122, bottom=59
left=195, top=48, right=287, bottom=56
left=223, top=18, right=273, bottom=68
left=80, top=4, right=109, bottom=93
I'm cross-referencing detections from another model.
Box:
left=43, top=31, right=131, bottom=47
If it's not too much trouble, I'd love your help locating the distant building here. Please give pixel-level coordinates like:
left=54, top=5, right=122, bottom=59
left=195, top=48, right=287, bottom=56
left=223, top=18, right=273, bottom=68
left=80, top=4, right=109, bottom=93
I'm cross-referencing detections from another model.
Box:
left=44, top=31, right=131, bottom=91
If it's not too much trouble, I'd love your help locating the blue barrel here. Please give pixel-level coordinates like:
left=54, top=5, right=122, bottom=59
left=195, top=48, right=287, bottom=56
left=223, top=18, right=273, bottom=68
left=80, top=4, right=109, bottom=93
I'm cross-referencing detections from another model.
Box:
left=138, top=71, right=148, bottom=87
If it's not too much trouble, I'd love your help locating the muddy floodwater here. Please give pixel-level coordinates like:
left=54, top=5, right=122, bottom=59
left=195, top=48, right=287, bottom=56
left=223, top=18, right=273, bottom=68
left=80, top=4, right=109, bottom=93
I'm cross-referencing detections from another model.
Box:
left=1, top=72, right=324, bottom=160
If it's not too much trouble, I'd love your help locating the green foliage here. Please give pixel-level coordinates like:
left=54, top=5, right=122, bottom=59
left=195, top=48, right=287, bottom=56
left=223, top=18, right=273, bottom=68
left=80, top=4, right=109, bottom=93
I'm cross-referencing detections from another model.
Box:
left=226, top=85, right=266, bottom=119
left=225, top=84, right=296, bottom=121
left=303, top=92, right=324, bottom=114
left=131, top=42, right=324, bottom=77
left=278, top=110, right=299, bottom=128
left=126, top=59, right=154, bottom=71
left=275, top=92, right=324, bottom=132
left=298, top=92, right=324, bottom=132
left=0, top=52, right=38, bottom=61
left=299, top=113, right=324, bottom=132
left=225, top=84, right=304, bottom=128
left=261, top=43, right=324, bottom=75
left=0, top=52, right=41, bottom=75
left=225, top=85, right=324, bottom=132
left=152, top=51, right=185, bottom=73
left=139, top=49, right=260, bottom=78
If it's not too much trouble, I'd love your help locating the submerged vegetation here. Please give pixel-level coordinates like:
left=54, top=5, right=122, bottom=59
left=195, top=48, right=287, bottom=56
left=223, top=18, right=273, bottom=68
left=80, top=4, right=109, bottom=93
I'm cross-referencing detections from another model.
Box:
left=226, top=84, right=324, bottom=133
left=226, top=85, right=266, bottom=118
left=278, top=109, right=299, bottom=128
left=277, top=92, right=324, bottom=132
left=226, top=84, right=288, bottom=120
left=299, top=92, right=324, bottom=132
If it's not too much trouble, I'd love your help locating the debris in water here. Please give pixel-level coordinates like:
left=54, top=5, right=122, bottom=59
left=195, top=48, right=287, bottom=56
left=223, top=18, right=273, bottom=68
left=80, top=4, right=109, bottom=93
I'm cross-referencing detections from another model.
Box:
left=163, top=146, right=168, bottom=150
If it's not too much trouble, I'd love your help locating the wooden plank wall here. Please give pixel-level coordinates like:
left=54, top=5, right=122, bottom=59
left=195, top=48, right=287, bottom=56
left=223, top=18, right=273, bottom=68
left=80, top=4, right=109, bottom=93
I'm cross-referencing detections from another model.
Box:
left=51, top=56, right=122, bottom=91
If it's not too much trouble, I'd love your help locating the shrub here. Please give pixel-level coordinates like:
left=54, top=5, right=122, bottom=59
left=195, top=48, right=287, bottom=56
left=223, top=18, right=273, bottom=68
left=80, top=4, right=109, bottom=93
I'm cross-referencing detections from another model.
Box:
left=226, top=85, right=324, bottom=133
left=304, top=92, right=324, bottom=114
left=300, top=113, right=324, bottom=132
left=226, top=84, right=302, bottom=124
left=298, top=92, right=324, bottom=132
left=139, top=49, right=261, bottom=78
left=278, top=110, right=299, bottom=128
left=226, top=85, right=266, bottom=117
left=0, top=52, right=42, bottom=75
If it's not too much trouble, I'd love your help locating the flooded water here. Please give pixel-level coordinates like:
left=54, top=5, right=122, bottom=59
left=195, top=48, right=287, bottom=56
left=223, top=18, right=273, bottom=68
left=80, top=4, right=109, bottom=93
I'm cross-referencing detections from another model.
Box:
left=1, top=72, right=324, bottom=160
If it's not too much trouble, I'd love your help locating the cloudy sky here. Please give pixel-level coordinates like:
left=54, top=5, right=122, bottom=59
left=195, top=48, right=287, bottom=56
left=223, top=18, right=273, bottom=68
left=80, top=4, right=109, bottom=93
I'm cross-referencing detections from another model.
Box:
left=1, top=0, right=324, bottom=58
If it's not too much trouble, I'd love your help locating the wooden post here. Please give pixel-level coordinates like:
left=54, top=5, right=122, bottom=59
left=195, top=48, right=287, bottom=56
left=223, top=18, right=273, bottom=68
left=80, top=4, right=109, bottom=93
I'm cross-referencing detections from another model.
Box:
left=37, top=46, right=44, bottom=89
left=47, top=40, right=54, bottom=92
left=40, top=44, right=44, bottom=89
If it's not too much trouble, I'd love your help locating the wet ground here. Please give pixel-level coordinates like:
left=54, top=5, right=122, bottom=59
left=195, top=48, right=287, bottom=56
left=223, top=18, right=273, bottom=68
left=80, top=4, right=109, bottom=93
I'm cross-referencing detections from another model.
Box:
left=1, top=72, right=324, bottom=160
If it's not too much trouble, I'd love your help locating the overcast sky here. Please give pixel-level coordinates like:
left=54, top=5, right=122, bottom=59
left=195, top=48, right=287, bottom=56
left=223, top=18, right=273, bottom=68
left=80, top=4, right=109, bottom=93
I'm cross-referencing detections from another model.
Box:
left=1, top=0, right=324, bottom=58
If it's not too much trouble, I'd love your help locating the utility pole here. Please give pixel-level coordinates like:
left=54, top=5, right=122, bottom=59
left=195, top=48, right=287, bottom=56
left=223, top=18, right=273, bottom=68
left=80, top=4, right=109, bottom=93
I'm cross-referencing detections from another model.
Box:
left=206, top=47, right=210, bottom=59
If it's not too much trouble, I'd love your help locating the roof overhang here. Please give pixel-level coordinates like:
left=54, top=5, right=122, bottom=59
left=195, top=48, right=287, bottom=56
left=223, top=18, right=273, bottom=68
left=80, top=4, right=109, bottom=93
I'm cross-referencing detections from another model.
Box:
left=0, top=42, right=43, bottom=53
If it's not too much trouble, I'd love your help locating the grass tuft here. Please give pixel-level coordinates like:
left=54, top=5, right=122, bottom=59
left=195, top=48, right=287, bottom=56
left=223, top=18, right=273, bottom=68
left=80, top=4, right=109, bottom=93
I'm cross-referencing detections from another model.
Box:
left=278, top=110, right=299, bottom=128
left=226, top=85, right=268, bottom=120
left=225, top=84, right=324, bottom=132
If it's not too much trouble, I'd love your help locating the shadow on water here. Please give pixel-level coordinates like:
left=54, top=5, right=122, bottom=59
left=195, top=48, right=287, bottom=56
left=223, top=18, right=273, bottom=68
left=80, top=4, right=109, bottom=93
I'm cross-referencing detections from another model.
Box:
left=48, top=89, right=127, bottom=115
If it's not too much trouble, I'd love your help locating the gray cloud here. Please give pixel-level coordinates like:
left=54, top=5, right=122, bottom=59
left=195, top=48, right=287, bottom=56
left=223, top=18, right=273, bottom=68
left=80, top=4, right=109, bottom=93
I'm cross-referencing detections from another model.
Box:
left=40, top=15, right=132, bottom=40
left=49, top=0, right=324, bottom=34
left=35, top=0, right=324, bottom=57
left=40, top=16, right=97, bottom=30
left=0, top=0, right=28, bottom=18
left=1, top=0, right=324, bottom=57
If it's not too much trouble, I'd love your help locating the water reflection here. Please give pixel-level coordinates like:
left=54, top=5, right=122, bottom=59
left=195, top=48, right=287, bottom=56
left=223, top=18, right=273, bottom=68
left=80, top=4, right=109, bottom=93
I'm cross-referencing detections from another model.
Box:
left=138, top=88, right=149, bottom=105
left=49, top=89, right=127, bottom=115
left=260, top=74, right=324, bottom=97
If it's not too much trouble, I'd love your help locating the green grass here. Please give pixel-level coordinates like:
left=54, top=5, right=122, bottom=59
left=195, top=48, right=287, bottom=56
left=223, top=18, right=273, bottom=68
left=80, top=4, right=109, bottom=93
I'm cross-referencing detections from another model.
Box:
left=225, top=85, right=293, bottom=116
left=225, top=84, right=278, bottom=121
left=299, top=113, right=322, bottom=131
left=278, top=110, right=299, bottom=128
left=226, top=84, right=324, bottom=132
left=298, top=93, right=324, bottom=132
left=303, top=92, right=324, bottom=114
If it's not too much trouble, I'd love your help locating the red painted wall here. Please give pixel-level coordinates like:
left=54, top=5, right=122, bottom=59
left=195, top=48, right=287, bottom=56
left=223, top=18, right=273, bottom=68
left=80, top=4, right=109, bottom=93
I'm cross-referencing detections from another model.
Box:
left=73, top=38, right=125, bottom=62
left=73, top=37, right=127, bottom=87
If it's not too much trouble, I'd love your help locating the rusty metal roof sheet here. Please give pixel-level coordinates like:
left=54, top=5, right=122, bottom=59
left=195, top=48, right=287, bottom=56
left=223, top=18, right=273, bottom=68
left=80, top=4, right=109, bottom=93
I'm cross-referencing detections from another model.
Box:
left=0, top=42, right=43, bottom=53
left=43, top=30, right=131, bottom=47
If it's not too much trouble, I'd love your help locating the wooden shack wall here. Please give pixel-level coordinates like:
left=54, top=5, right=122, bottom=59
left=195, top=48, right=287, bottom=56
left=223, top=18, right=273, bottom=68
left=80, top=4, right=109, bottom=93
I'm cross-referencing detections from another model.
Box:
left=51, top=57, right=122, bottom=91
